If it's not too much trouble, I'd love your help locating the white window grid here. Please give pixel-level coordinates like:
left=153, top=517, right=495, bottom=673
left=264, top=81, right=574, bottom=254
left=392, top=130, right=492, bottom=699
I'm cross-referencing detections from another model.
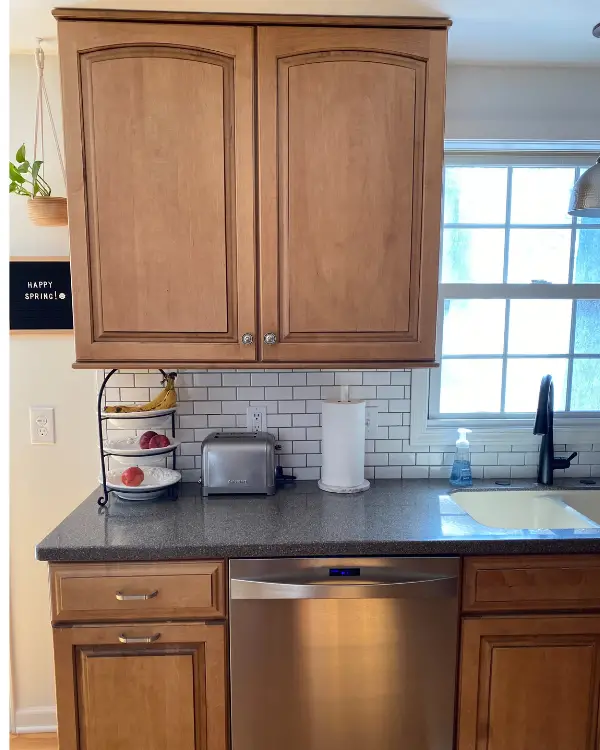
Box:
left=429, top=154, right=600, bottom=422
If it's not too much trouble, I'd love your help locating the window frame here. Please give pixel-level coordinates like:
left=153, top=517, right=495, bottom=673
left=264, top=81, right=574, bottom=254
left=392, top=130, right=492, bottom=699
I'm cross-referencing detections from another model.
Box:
left=410, top=140, right=600, bottom=448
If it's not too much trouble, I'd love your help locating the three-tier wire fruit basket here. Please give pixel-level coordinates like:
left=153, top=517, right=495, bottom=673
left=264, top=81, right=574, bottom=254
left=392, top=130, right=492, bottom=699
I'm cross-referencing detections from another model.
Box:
left=96, top=369, right=181, bottom=506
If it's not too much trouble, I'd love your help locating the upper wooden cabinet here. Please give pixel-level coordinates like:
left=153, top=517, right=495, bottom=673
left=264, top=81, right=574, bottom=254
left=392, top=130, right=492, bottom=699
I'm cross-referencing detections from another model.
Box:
left=55, top=12, right=449, bottom=367
left=58, top=21, right=256, bottom=366
left=257, top=26, right=446, bottom=364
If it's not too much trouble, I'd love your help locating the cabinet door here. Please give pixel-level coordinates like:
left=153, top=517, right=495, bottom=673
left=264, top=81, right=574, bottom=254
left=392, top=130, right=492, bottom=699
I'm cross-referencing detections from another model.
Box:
left=53, top=622, right=227, bottom=750
left=58, top=22, right=256, bottom=366
left=457, top=616, right=600, bottom=750
left=257, top=26, right=446, bottom=365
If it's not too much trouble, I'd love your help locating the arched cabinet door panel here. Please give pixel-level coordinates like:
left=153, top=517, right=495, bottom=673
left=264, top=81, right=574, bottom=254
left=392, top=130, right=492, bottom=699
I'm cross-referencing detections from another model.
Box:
left=58, top=22, right=256, bottom=365
left=257, top=26, right=447, bottom=364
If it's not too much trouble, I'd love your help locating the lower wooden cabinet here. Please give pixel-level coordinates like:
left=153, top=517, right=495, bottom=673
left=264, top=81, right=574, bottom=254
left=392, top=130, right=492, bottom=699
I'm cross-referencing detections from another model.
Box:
left=53, top=621, right=227, bottom=750
left=457, top=615, right=600, bottom=750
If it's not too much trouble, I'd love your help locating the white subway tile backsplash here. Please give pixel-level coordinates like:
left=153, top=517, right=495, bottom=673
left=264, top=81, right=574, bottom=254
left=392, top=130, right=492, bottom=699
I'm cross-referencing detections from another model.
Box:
left=334, top=371, right=363, bottom=385
left=293, top=440, right=320, bottom=454
left=483, top=466, right=510, bottom=479
left=294, top=467, right=321, bottom=480
left=279, top=454, right=307, bottom=468
left=377, top=385, right=405, bottom=399
left=430, top=466, right=451, bottom=480
left=279, top=427, right=306, bottom=441
left=349, top=386, right=377, bottom=399
left=375, top=440, right=404, bottom=452
left=510, top=465, right=537, bottom=479
left=363, top=371, right=391, bottom=385
left=471, top=453, right=497, bottom=466
left=388, top=399, right=411, bottom=412
left=365, top=453, right=389, bottom=466
left=268, top=415, right=292, bottom=428
left=106, top=368, right=600, bottom=482
left=279, top=401, right=306, bottom=414
left=265, top=386, right=293, bottom=400
left=294, top=386, right=321, bottom=399
left=389, top=453, right=416, bottom=465
left=178, top=387, right=208, bottom=401
left=134, top=373, right=165, bottom=387
left=208, top=415, right=237, bottom=428
left=279, top=373, right=307, bottom=386
left=237, top=387, right=265, bottom=400
left=208, top=387, right=237, bottom=400
left=119, top=387, right=150, bottom=402
left=374, top=466, right=403, bottom=479
left=416, top=452, right=443, bottom=466
left=498, top=452, right=523, bottom=465
left=306, top=372, right=334, bottom=386
left=402, top=466, right=430, bottom=479
left=180, top=415, right=209, bottom=429
left=388, top=426, right=410, bottom=440
left=222, top=373, right=251, bottom=386
left=193, top=373, right=222, bottom=386
left=293, top=414, right=320, bottom=427
left=251, top=373, right=279, bottom=386
left=222, top=401, right=250, bottom=414
left=107, top=374, right=135, bottom=387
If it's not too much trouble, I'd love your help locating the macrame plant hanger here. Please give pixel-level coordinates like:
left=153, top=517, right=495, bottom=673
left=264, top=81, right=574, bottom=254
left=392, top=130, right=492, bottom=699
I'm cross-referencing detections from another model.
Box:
left=27, top=38, right=68, bottom=227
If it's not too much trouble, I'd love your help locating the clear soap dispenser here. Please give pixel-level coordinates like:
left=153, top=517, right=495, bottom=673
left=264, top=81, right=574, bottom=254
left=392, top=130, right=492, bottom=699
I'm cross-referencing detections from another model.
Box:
left=449, top=428, right=473, bottom=487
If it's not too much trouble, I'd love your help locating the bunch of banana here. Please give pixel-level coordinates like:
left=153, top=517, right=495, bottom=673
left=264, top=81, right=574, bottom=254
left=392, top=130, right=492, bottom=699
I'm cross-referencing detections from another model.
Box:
left=105, top=372, right=177, bottom=413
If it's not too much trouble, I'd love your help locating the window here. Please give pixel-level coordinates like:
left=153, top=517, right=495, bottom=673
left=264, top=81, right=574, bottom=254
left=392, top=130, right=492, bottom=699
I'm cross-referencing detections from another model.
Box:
left=413, top=147, right=600, bottom=446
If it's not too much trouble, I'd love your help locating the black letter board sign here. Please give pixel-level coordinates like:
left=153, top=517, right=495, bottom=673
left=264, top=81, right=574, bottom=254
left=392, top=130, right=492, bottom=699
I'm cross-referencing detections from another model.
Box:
left=10, top=258, right=73, bottom=331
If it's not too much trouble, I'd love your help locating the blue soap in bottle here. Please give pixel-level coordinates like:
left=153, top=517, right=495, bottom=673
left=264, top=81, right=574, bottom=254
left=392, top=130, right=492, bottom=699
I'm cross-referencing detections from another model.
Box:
left=449, top=428, right=473, bottom=487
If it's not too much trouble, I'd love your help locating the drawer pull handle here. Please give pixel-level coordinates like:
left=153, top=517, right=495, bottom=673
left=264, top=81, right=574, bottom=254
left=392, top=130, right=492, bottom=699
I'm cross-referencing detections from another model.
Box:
left=115, top=590, right=158, bottom=601
left=118, top=633, right=161, bottom=644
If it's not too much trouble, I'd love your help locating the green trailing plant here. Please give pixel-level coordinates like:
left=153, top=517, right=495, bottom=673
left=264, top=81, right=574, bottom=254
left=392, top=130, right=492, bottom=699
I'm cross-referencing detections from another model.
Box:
left=8, top=144, right=52, bottom=197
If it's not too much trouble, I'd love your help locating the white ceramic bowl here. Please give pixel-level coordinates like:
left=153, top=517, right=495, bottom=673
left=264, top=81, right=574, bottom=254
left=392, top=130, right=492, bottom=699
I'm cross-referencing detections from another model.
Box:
left=104, top=435, right=180, bottom=456
left=101, top=466, right=181, bottom=494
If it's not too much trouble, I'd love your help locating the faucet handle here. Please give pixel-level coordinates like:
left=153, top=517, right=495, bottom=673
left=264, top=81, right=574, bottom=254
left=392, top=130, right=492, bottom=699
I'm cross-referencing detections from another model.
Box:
left=553, top=451, right=578, bottom=470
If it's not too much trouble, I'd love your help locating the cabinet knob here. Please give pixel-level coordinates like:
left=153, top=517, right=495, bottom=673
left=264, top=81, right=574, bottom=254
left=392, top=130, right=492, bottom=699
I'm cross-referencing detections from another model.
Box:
left=263, top=332, right=277, bottom=345
left=241, top=333, right=254, bottom=345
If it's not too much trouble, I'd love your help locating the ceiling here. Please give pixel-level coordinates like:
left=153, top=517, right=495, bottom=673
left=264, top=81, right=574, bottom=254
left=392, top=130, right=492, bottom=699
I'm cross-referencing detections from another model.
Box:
left=9, top=0, right=600, bottom=65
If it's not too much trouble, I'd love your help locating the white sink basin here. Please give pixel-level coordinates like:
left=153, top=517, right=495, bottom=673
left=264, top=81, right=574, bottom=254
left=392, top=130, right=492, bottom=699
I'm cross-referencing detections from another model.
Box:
left=451, top=490, right=598, bottom=530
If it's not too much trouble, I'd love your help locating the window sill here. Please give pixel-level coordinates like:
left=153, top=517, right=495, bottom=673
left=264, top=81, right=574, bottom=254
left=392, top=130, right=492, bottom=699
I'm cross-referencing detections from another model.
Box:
left=410, top=371, right=600, bottom=448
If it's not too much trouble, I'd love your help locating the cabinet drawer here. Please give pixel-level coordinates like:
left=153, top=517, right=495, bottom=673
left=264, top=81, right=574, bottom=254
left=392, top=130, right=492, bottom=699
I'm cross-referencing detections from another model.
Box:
left=50, top=561, right=225, bottom=623
left=463, top=556, right=600, bottom=613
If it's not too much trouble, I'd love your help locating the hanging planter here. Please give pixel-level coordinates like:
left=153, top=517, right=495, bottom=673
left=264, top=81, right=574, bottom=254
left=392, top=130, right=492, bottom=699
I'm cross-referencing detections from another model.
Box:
left=27, top=196, right=68, bottom=227
left=8, top=40, right=68, bottom=228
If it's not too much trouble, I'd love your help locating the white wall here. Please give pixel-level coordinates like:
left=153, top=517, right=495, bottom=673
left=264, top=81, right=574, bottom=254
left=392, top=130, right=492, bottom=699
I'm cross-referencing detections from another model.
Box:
left=9, top=54, right=98, bottom=732
left=8, top=50, right=600, bottom=730
left=445, top=64, right=600, bottom=141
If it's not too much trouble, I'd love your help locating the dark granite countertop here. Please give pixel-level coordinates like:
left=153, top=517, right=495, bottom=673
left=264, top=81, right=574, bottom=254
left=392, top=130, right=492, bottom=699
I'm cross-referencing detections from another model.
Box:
left=36, top=479, right=600, bottom=562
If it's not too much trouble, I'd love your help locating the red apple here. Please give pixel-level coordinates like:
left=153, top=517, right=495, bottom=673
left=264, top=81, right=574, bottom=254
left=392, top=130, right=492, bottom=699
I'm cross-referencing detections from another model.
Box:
left=149, top=434, right=170, bottom=449
left=139, top=431, right=158, bottom=450
left=121, top=466, right=144, bottom=487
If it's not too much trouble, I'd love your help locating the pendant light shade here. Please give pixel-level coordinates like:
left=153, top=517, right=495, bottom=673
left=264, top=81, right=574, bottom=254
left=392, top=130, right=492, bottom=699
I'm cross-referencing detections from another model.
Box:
left=569, top=158, right=600, bottom=218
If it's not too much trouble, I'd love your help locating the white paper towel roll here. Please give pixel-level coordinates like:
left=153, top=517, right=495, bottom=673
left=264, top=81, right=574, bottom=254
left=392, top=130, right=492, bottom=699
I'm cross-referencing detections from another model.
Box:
left=318, top=399, right=370, bottom=494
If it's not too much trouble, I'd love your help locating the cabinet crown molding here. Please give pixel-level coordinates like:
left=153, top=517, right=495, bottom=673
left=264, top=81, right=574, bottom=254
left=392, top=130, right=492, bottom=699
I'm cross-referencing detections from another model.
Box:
left=52, top=8, right=452, bottom=28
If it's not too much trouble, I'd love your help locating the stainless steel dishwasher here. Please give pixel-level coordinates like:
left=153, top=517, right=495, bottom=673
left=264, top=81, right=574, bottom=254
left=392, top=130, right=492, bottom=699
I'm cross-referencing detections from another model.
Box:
left=229, top=557, right=459, bottom=750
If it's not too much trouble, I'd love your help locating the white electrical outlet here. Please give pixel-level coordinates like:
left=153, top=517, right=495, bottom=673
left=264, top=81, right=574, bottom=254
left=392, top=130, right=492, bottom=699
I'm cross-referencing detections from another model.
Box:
left=30, top=406, right=55, bottom=444
left=365, top=405, right=379, bottom=439
left=246, top=405, right=267, bottom=433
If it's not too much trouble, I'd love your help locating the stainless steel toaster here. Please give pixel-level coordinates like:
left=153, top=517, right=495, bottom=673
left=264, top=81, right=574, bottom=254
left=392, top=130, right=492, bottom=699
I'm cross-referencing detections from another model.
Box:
left=201, top=431, right=276, bottom=496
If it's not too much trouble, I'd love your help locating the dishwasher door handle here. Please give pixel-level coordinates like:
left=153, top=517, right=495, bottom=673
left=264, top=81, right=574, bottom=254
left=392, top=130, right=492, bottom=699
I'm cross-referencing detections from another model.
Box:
left=230, top=575, right=457, bottom=600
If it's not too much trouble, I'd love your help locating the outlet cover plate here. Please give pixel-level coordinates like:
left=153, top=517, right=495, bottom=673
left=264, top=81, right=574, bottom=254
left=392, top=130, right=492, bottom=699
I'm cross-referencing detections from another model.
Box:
left=246, top=405, right=267, bottom=433
left=30, top=406, right=55, bottom=444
